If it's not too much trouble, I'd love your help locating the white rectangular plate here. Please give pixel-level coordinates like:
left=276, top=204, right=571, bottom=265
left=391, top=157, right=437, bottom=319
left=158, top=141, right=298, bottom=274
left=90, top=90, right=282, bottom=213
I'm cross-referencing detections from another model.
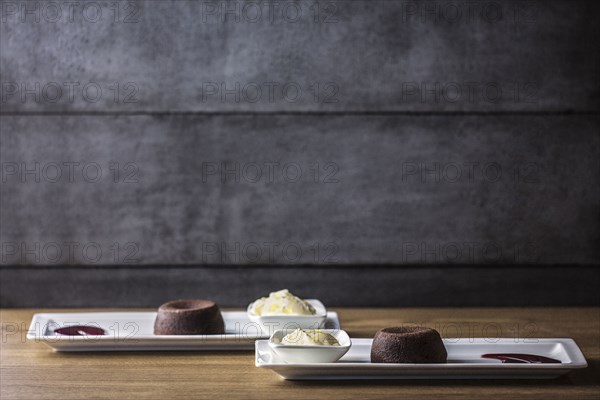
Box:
left=255, top=338, right=587, bottom=380
left=27, top=311, right=341, bottom=351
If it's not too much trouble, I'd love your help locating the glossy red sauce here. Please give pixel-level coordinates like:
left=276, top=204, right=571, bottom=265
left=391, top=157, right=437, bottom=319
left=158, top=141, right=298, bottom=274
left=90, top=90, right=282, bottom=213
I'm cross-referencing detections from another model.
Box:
left=481, top=353, right=561, bottom=364
left=54, top=325, right=106, bottom=336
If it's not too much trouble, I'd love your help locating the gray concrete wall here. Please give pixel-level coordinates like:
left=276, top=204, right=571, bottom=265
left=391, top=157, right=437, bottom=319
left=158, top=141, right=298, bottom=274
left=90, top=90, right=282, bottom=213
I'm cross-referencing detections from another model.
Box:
left=1, top=0, right=598, bottom=112
left=1, top=0, right=599, bottom=306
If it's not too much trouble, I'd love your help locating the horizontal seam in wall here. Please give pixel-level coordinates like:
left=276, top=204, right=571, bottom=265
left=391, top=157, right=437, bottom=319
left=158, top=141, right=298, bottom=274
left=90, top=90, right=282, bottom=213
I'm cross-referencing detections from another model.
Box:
left=1, top=111, right=600, bottom=117
left=1, top=264, right=599, bottom=270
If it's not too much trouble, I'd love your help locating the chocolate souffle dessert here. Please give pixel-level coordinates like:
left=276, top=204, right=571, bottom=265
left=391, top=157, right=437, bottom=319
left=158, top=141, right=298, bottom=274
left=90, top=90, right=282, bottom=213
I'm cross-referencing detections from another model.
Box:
left=153, top=299, right=225, bottom=335
left=370, top=326, right=447, bottom=363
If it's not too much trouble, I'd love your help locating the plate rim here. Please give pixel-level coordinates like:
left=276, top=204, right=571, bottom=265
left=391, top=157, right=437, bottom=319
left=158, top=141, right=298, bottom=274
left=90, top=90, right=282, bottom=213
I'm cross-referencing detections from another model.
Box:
left=254, top=338, right=588, bottom=370
left=26, top=311, right=341, bottom=342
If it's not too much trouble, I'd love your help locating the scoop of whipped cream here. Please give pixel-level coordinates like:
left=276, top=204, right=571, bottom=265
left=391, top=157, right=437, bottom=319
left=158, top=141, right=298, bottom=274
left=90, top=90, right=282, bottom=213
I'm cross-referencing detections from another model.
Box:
left=249, top=289, right=316, bottom=316
left=280, top=329, right=340, bottom=346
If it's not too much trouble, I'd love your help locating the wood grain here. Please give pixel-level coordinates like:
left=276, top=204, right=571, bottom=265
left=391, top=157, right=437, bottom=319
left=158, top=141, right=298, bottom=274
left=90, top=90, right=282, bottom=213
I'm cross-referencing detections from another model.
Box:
left=1, top=308, right=599, bottom=400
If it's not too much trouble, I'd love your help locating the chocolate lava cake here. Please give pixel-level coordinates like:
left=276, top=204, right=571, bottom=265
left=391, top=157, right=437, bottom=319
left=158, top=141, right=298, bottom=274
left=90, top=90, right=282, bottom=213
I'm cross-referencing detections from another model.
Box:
left=153, top=299, right=225, bottom=335
left=370, top=327, right=447, bottom=363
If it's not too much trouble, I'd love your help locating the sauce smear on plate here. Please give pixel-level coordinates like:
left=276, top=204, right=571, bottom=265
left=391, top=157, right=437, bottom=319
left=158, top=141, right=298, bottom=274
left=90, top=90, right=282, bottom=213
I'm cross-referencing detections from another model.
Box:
left=54, top=325, right=106, bottom=336
left=481, top=353, right=561, bottom=363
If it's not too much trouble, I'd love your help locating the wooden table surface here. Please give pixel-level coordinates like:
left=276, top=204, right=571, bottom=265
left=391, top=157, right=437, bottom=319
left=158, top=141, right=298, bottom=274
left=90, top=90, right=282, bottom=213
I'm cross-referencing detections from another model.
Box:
left=1, top=308, right=599, bottom=400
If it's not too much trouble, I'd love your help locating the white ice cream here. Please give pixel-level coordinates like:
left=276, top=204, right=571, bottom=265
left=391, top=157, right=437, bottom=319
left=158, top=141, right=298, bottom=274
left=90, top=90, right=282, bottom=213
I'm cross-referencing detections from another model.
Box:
left=249, top=289, right=316, bottom=316
left=280, top=329, right=340, bottom=346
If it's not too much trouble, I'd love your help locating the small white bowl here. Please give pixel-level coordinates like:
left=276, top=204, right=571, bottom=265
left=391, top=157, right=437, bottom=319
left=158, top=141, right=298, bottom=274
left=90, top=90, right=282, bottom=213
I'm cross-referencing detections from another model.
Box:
left=247, top=299, right=327, bottom=336
left=268, top=329, right=352, bottom=363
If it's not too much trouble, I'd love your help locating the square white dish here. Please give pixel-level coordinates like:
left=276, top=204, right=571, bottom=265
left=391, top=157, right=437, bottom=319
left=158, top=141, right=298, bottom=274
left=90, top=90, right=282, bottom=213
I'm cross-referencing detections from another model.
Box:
left=247, top=299, right=327, bottom=335
left=269, top=329, right=352, bottom=363
left=255, top=338, right=587, bottom=380
left=26, top=311, right=341, bottom=352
